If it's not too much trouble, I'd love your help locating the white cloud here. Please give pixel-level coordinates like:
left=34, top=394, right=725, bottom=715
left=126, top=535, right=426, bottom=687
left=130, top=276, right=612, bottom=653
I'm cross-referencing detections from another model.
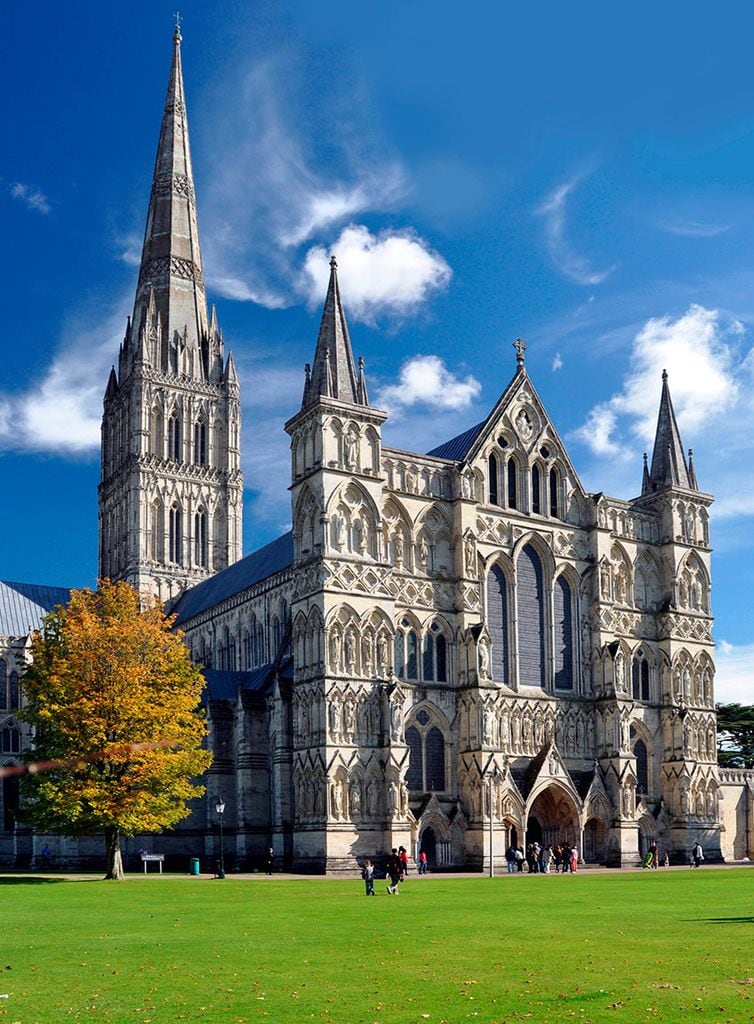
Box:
left=201, top=57, right=408, bottom=310
left=659, top=219, right=731, bottom=238
left=116, top=233, right=142, bottom=267
left=552, top=352, right=563, bottom=371
left=10, top=182, right=51, bottom=214
left=574, top=305, right=740, bottom=458
left=0, top=304, right=127, bottom=454
left=715, top=640, right=754, bottom=704
left=377, top=354, right=480, bottom=417
left=302, top=225, right=452, bottom=324
left=537, top=173, right=616, bottom=286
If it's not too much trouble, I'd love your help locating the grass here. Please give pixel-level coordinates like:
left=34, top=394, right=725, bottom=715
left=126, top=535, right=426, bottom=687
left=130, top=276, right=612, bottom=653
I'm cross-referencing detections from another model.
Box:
left=1, top=868, right=752, bottom=1024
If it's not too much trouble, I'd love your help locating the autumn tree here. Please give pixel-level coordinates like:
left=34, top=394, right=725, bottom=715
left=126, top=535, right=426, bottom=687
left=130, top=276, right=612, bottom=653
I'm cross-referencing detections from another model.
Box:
left=20, top=580, right=212, bottom=880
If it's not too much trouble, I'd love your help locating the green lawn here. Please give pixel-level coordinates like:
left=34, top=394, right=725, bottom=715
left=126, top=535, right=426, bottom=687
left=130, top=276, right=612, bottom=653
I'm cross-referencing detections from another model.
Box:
left=1, top=868, right=752, bottom=1024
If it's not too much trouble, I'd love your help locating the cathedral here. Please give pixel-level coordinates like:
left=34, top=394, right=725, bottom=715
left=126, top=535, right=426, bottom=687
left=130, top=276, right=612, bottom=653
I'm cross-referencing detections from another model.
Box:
left=2, top=28, right=752, bottom=871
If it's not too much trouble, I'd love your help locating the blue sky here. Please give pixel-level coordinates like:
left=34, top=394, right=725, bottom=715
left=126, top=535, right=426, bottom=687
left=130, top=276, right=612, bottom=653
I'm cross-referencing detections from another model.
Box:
left=2, top=1, right=754, bottom=700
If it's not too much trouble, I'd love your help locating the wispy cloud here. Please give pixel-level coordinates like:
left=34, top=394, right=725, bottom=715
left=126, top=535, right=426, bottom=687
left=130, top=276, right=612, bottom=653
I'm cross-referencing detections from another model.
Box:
left=0, top=303, right=127, bottom=454
left=10, top=182, right=51, bottom=214
left=201, top=56, right=411, bottom=316
left=116, top=233, right=142, bottom=267
left=377, top=354, right=481, bottom=418
left=715, top=640, right=754, bottom=704
left=552, top=352, right=564, bottom=371
left=302, top=226, right=451, bottom=324
left=536, top=173, right=616, bottom=286
left=659, top=218, right=731, bottom=238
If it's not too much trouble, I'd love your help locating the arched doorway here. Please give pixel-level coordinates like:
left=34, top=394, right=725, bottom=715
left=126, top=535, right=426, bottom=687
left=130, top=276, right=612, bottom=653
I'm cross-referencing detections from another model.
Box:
left=420, top=826, right=437, bottom=867
left=525, top=815, right=543, bottom=847
left=528, top=784, right=579, bottom=847
left=583, top=817, right=607, bottom=862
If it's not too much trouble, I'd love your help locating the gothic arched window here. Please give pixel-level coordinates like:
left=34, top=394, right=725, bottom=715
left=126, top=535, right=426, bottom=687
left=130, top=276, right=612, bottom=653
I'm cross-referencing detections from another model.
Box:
left=167, top=413, right=182, bottom=462
left=634, top=736, right=649, bottom=795
left=517, top=544, right=545, bottom=687
left=150, top=500, right=164, bottom=561
left=8, top=671, right=19, bottom=709
left=553, top=575, right=574, bottom=690
left=486, top=564, right=509, bottom=684
left=193, top=420, right=207, bottom=466
left=507, top=458, right=518, bottom=509
left=488, top=453, right=500, bottom=506
left=406, top=726, right=423, bottom=791
left=169, top=503, right=182, bottom=564
left=406, top=711, right=446, bottom=793
left=406, top=630, right=419, bottom=680
left=194, top=509, right=207, bottom=567
left=421, top=623, right=449, bottom=682
left=632, top=649, right=651, bottom=702
left=1, top=725, right=20, bottom=755
left=549, top=468, right=560, bottom=518
left=532, top=464, right=541, bottom=515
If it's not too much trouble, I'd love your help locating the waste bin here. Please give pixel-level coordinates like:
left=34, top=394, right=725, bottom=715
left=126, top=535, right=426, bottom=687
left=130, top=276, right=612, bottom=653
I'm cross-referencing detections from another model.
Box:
left=190, top=857, right=200, bottom=876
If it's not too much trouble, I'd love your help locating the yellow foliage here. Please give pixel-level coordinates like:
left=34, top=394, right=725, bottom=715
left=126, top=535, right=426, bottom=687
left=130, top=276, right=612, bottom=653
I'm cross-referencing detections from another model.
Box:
left=21, top=580, right=212, bottom=837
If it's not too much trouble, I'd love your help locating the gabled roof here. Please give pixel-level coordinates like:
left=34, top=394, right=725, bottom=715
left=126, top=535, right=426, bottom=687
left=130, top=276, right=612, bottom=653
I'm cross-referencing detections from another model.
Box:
left=172, top=532, right=294, bottom=625
left=426, top=420, right=485, bottom=461
left=0, top=581, right=71, bottom=638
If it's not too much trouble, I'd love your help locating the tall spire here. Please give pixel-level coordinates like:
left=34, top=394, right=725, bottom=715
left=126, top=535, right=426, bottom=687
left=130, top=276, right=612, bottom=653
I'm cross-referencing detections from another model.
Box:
left=130, top=24, right=210, bottom=370
left=643, top=370, right=694, bottom=494
left=303, top=257, right=363, bottom=409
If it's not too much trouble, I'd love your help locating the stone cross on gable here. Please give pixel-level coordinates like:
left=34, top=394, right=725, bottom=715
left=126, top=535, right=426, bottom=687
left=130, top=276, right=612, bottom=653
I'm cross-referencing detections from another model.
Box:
left=513, top=337, right=527, bottom=365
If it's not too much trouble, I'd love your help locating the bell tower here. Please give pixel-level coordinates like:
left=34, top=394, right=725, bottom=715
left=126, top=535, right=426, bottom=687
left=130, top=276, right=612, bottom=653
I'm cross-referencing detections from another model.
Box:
left=98, top=25, right=243, bottom=602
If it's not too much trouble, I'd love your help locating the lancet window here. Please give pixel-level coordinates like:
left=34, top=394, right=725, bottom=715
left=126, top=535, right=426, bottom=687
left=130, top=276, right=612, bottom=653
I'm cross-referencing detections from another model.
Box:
left=406, top=709, right=447, bottom=793
left=632, top=649, right=651, bottom=702
left=517, top=544, right=545, bottom=687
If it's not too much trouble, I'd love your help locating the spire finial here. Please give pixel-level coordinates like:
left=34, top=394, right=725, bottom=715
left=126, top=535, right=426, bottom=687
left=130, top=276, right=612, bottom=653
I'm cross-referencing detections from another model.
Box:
left=643, top=452, right=648, bottom=466
left=173, top=11, right=182, bottom=41
left=330, top=254, right=338, bottom=270
left=513, top=337, right=527, bottom=367
left=662, top=368, right=668, bottom=382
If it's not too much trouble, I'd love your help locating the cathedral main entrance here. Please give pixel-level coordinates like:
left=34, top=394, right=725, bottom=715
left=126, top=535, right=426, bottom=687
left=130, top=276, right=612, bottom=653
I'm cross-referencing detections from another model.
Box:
left=527, top=785, right=579, bottom=847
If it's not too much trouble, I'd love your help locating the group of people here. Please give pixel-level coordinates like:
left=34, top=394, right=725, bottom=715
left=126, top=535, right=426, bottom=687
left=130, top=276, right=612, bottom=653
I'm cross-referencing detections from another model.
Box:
left=505, top=842, right=578, bottom=874
left=362, top=845, right=429, bottom=895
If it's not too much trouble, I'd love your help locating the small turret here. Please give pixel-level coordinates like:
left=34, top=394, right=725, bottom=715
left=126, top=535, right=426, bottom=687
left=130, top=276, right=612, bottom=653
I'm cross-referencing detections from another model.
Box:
left=303, top=256, right=365, bottom=409
left=643, top=370, right=695, bottom=494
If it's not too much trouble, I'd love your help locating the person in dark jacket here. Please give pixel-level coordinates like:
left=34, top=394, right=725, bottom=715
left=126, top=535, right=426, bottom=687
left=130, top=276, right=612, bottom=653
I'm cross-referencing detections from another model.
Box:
left=386, top=848, right=402, bottom=894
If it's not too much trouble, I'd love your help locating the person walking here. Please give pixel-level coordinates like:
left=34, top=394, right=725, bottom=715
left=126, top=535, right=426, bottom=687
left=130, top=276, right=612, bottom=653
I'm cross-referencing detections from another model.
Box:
left=505, top=845, right=517, bottom=874
left=361, top=858, right=375, bottom=895
left=418, top=850, right=428, bottom=875
left=399, top=845, right=409, bottom=878
left=569, top=844, right=578, bottom=873
left=386, top=848, right=402, bottom=894
left=691, top=841, right=704, bottom=868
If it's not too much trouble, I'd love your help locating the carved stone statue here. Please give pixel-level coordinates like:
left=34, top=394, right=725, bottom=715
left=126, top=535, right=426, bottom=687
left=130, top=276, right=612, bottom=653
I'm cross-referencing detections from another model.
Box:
left=419, top=537, right=429, bottom=571
left=353, top=517, right=367, bottom=555
left=328, top=699, right=340, bottom=738
left=350, top=780, right=361, bottom=816
left=363, top=638, right=374, bottom=678
left=515, top=408, right=533, bottom=441
left=464, top=535, right=476, bottom=576
left=461, top=472, right=472, bottom=499
left=600, top=563, right=612, bottom=600
left=344, top=632, right=356, bottom=675
left=331, top=632, right=342, bottom=673
left=390, top=700, right=402, bottom=742
left=331, top=780, right=343, bottom=818
left=343, top=699, right=355, bottom=737
left=394, top=532, right=404, bottom=567
left=343, top=431, right=357, bottom=470
left=482, top=706, right=496, bottom=746
left=478, top=636, right=490, bottom=679
left=333, top=512, right=346, bottom=551
left=366, top=779, right=379, bottom=817
left=614, top=653, right=625, bottom=693
left=377, top=634, right=389, bottom=677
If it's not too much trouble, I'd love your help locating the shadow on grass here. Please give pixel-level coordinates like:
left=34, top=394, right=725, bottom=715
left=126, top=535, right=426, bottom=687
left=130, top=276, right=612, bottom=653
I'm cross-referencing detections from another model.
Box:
left=0, top=875, right=102, bottom=885
left=698, top=916, right=754, bottom=924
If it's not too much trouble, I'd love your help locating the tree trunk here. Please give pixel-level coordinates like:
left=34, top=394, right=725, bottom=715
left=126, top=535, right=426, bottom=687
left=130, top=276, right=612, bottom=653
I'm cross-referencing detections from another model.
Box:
left=104, top=826, right=125, bottom=880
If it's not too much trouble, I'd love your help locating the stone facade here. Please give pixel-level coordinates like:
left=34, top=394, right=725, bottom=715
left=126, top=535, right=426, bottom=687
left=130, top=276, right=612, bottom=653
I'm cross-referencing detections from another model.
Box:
left=2, top=29, right=754, bottom=872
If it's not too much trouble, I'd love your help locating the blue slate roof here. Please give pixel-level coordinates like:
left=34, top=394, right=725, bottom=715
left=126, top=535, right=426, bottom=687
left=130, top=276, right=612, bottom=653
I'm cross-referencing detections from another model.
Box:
left=426, top=420, right=486, bottom=461
left=0, top=580, right=71, bottom=637
left=173, top=531, right=294, bottom=625
left=201, top=656, right=293, bottom=702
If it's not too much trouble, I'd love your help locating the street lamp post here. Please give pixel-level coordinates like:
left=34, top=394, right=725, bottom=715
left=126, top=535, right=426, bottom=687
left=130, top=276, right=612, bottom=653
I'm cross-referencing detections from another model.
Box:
left=487, top=768, right=502, bottom=879
left=215, top=797, right=226, bottom=879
